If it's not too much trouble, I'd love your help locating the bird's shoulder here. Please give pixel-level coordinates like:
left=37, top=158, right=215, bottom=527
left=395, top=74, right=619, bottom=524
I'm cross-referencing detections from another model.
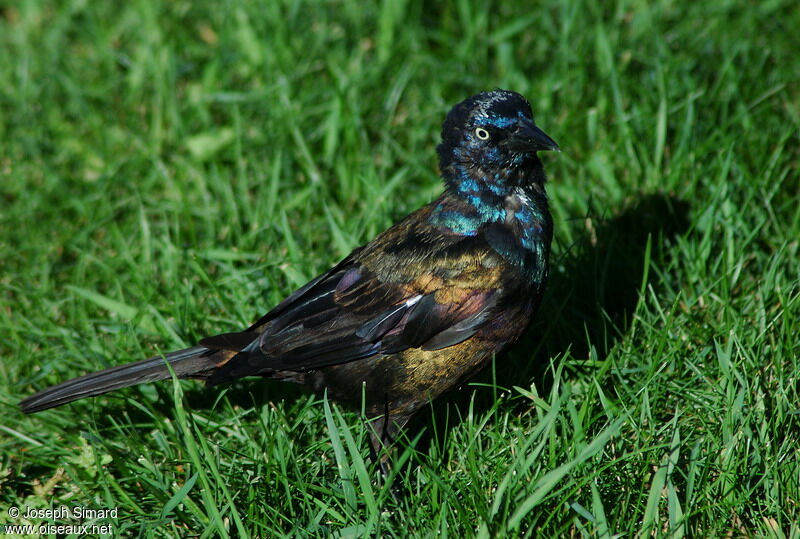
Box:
left=353, top=195, right=512, bottom=291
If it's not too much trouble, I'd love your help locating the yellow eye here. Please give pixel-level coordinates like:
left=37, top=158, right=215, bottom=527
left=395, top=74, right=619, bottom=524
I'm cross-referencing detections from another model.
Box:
left=475, top=127, right=490, bottom=140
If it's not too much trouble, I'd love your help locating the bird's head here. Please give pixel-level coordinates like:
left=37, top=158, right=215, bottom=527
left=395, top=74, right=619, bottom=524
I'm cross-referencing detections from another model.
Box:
left=437, top=90, right=558, bottom=194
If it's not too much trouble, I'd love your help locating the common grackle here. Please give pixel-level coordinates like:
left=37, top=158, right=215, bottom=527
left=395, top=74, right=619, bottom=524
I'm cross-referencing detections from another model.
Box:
left=20, top=89, right=559, bottom=465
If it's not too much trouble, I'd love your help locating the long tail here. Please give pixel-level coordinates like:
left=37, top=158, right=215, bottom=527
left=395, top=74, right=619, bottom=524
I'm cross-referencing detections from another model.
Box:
left=19, top=346, right=221, bottom=414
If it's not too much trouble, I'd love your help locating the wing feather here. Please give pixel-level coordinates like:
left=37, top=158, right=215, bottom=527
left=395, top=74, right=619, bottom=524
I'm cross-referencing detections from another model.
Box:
left=203, top=211, right=505, bottom=383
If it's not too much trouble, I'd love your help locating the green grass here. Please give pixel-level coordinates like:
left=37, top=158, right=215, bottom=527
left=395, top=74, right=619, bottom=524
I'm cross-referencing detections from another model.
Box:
left=1, top=0, right=798, bottom=536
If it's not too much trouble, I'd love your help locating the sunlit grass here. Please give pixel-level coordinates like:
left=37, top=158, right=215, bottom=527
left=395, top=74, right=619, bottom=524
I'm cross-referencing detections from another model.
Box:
left=1, top=0, right=798, bottom=535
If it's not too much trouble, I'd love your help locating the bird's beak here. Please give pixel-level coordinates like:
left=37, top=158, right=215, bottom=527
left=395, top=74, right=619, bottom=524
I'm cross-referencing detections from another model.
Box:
left=504, top=118, right=560, bottom=153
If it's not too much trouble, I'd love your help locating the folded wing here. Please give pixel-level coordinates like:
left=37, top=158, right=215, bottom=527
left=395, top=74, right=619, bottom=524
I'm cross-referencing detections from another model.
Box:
left=200, top=260, right=500, bottom=383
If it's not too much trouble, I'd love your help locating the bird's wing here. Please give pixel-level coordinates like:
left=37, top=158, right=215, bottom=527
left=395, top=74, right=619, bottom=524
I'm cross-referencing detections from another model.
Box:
left=200, top=212, right=505, bottom=378
left=200, top=261, right=500, bottom=377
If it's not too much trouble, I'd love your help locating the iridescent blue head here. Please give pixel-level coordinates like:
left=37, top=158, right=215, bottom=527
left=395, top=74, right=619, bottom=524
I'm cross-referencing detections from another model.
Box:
left=437, top=89, right=559, bottom=197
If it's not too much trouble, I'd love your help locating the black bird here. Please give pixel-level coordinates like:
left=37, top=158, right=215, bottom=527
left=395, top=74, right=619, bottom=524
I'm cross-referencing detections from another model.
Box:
left=20, top=89, right=559, bottom=463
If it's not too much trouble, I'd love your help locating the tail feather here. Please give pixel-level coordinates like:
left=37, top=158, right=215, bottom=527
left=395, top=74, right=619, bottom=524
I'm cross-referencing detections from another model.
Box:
left=19, top=346, right=217, bottom=414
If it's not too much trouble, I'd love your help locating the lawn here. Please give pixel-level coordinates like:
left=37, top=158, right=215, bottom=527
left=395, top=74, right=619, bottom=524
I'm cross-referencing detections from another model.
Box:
left=1, top=0, right=798, bottom=536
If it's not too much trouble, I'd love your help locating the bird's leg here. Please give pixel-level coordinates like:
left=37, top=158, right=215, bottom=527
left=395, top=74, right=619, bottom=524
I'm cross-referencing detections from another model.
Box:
left=366, top=396, right=410, bottom=479
left=365, top=407, right=411, bottom=502
left=367, top=397, right=394, bottom=477
left=368, top=428, right=393, bottom=478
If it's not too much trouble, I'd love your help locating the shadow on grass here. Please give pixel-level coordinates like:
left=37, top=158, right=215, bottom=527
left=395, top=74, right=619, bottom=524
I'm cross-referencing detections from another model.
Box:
left=413, top=192, right=691, bottom=463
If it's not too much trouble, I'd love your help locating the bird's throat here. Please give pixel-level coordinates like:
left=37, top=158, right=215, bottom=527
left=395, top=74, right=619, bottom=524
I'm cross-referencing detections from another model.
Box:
left=433, top=160, right=547, bottom=230
left=429, top=162, right=551, bottom=285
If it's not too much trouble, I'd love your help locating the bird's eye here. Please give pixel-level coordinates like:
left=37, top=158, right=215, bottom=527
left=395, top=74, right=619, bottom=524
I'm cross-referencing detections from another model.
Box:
left=475, top=127, right=490, bottom=140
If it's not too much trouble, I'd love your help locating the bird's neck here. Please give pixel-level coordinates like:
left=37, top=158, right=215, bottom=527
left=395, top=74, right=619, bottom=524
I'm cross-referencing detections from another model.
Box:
left=429, top=160, right=552, bottom=285
left=432, top=158, right=548, bottom=231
